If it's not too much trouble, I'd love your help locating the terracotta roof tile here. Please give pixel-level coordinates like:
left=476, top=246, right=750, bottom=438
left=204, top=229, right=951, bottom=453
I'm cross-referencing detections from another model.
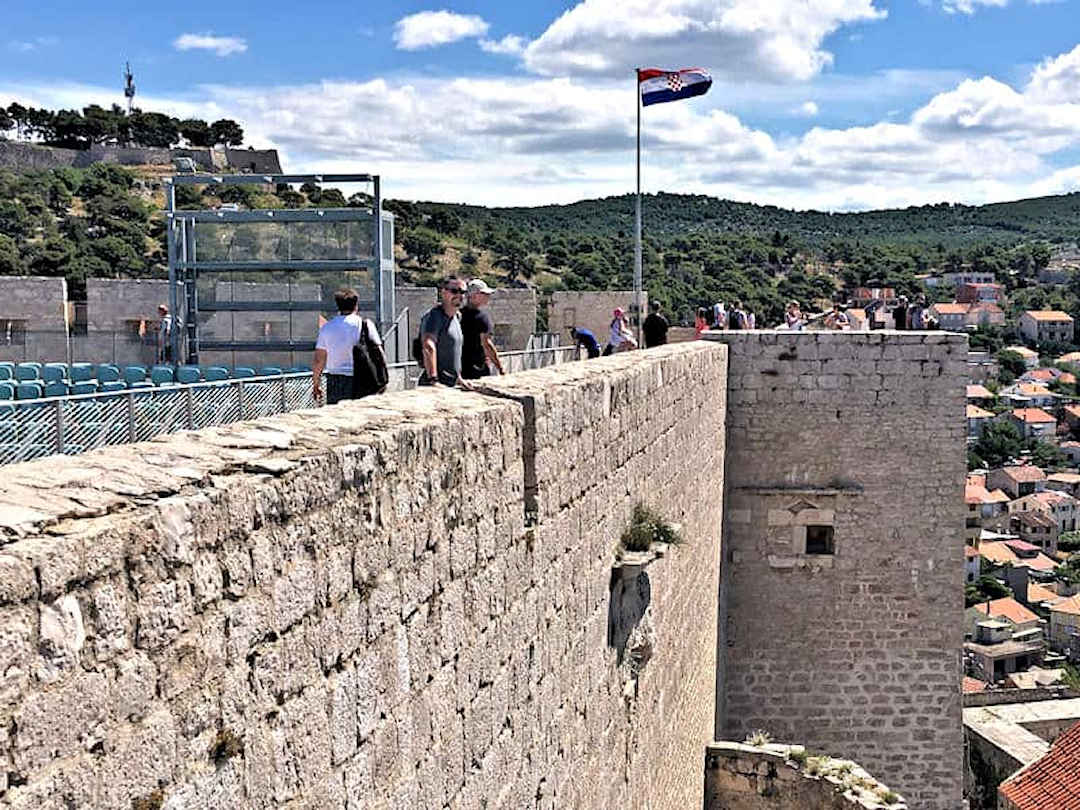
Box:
left=1012, top=408, right=1056, bottom=424
left=1051, top=596, right=1080, bottom=617
left=1024, top=310, right=1075, bottom=322
left=962, top=676, right=988, bottom=694
left=973, top=597, right=1041, bottom=625
left=979, top=541, right=1059, bottom=572
left=1000, top=466, right=1047, bottom=483
left=965, top=545, right=981, bottom=558
left=998, top=720, right=1080, bottom=809
left=934, top=303, right=970, bottom=315
left=968, top=384, right=994, bottom=399
left=1028, top=583, right=1061, bottom=604
left=968, top=405, right=995, bottom=419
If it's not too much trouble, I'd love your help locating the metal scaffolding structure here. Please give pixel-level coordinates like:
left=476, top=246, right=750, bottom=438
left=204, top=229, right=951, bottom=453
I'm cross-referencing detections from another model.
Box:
left=165, top=173, right=395, bottom=365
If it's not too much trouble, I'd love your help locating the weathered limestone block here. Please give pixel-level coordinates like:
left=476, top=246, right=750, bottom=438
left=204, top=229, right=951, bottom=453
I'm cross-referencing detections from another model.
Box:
left=13, top=670, right=109, bottom=772
left=36, top=593, right=85, bottom=683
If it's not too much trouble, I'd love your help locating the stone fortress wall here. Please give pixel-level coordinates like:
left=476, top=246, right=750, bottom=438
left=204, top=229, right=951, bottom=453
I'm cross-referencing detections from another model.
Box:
left=0, top=342, right=727, bottom=809
left=0, top=140, right=282, bottom=173
left=707, top=331, right=967, bottom=810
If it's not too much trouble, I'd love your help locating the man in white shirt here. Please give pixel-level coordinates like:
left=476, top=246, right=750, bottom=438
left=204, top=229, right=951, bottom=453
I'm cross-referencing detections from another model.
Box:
left=312, top=288, right=384, bottom=404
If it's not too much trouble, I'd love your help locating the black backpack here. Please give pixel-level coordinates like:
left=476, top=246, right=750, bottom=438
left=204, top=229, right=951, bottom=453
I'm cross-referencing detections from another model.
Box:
left=351, top=320, right=389, bottom=397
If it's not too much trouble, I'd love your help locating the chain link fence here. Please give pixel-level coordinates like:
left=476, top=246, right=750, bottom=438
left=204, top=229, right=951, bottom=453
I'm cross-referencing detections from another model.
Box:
left=0, top=346, right=580, bottom=467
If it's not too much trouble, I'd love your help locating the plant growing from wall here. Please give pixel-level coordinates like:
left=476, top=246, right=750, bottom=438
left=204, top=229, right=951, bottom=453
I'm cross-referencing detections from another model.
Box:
left=620, top=502, right=683, bottom=552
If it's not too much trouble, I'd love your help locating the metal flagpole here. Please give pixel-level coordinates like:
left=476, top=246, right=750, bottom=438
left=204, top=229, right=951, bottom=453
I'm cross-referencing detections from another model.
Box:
left=634, top=68, right=643, bottom=346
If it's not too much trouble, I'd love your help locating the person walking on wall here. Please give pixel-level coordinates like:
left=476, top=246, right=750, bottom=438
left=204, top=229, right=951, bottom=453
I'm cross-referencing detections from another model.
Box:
left=569, top=326, right=601, bottom=359
left=824, top=303, right=851, bottom=330
left=642, top=300, right=669, bottom=348
left=892, top=296, right=909, bottom=330
left=312, top=288, right=385, bottom=404
left=460, top=278, right=505, bottom=379
left=604, top=307, right=637, bottom=355
left=712, top=301, right=726, bottom=329
left=419, top=276, right=469, bottom=387
left=157, top=304, right=181, bottom=363
left=910, top=296, right=928, bottom=330
left=695, top=307, right=709, bottom=338
left=784, top=301, right=804, bottom=331
left=728, top=300, right=748, bottom=330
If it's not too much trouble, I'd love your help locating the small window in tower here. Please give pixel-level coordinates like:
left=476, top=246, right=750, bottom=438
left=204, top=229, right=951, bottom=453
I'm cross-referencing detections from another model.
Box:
left=805, top=525, right=835, bottom=555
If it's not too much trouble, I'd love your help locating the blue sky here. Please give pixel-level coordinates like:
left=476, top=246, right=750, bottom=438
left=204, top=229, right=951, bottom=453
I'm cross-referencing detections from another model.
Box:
left=4, top=0, right=1080, bottom=209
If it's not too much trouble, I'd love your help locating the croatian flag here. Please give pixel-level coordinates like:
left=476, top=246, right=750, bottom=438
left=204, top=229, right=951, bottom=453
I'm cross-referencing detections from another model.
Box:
left=638, top=67, right=712, bottom=107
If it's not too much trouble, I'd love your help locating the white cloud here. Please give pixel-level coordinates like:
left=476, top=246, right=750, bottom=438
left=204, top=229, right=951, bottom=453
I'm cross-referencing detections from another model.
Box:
left=479, top=35, right=527, bottom=56
left=942, top=0, right=1007, bottom=14
left=6, top=40, right=1080, bottom=212
left=173, top=33, right=248, bottom=57
left=7, top=36, right=57, bottom=53
left=393, top=10, right=489, bottom=51
left=521, top=0, right=886, bottom=81
left=796, top=101, right=820, bottom=117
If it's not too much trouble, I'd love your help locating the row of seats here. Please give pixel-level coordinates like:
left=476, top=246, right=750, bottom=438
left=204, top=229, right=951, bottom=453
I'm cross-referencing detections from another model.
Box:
left=0, top=364, right=312, bottom=401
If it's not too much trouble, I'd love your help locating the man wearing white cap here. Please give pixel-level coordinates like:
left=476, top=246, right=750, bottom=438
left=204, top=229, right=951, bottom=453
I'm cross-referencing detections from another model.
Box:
left=461, top=278, right=505, bottom=379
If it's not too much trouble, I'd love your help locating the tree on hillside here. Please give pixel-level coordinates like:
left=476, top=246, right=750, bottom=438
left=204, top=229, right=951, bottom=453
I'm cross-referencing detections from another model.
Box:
left=6, top=104, right=28, bottom=139
left=210, top=119, right=244, bottom=147
left=402, top=227, right=443, bottom=267
left=129, top=111, right=179, bottom=148
left=996, top=349, right=1028, bottom=381
left=972, top=421, right=1023, bottom=468
left=0, top=234, right=22, bottom=274
left=178, top=119, right=213, bottom=148
left=0, top=108, right=12, bottom=137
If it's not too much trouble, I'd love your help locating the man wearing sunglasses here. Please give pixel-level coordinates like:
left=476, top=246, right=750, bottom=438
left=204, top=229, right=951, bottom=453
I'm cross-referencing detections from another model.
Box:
left=419, top=277, right=467, bottom=387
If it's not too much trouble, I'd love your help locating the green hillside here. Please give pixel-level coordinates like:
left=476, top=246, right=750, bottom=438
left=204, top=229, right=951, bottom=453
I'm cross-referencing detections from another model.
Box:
left=2, top=158, right=1079, bottom=329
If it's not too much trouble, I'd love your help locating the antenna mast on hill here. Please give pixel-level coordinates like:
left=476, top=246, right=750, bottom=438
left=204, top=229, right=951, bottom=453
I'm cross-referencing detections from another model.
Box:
left=123, top=62, right=136, bottom=116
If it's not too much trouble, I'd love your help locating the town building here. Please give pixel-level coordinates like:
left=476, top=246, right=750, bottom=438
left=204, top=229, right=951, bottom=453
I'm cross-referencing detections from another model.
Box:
left=988, top=465, right=1047, bottom=499
left=957, top=282, right=1006, bottom=304
left=967, top=404, right=995, bottom=441
left=1009, top=510, right=1059, bottom=553
left=1000, top=383, right=1056, bottom=409
left=967, top=483, right=1011, bottom=539
left=1046, top=471, right=1080, bottom=496
left=1048, top=595, right=1080, bottom=659
left=964, top=597, right=1046, bottom=681
left=1011, top=490, right=1079, bottom=539
left=966, top=544, right=982, bottom=584
left=979, top=538, right=1060, bottom=578
left=1019, top=310, right=1075, bottom=346
left=1008, top=408, right=1057, bottom=443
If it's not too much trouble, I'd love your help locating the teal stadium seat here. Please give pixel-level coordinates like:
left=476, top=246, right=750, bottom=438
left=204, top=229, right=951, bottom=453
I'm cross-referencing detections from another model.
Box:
left=43, top=363, right=68, bottom=383
left=123, top=365, right=147, bottom=385
left=258, top=366, right=283, bottom=376
left=16, top=382, right=43, bottom=400
left=96, top=364, right=121, bottom=383
left=176, top=365, right=201, bottom=384
left=232, top=367, right=256, bottom=379
left=285, top=366, right=308, bottom=374
left=44, top=382, right=69, bottom=398
left=99, top=381, right=126, bottom=393
left=150, top=366, right=175, bottom=386
left=70, top=381, right=98, bottom=395
left=70, top=363, right=94, bottom=383
left=15, top=363, right=41, bottom=382
left=0, top=382, right=13, bottom=400
left=0, top=363, right=13, bottom=381
left=204, top=366, right=229, bottom=382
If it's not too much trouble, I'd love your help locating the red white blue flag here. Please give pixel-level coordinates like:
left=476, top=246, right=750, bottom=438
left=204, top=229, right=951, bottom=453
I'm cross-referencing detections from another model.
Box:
left=638, top=67, right=712, bottom=107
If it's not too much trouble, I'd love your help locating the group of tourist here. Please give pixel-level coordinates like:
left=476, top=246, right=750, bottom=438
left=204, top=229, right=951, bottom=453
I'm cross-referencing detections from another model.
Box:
left=694, top=300, right=758, bottom=337
left=569, top=300, right=670, bottom=358
left=311, top=276, right=506, bottom=405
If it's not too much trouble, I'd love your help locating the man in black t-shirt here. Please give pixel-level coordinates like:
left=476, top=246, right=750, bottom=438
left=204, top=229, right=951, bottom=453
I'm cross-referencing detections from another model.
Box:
left=460, top=279, right=505, bottom=379
left=642, top=300, right=669, bottom=348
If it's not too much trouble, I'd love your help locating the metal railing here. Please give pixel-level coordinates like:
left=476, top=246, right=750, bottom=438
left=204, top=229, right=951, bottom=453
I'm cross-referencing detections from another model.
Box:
left=0, top=345, right=580, bottom=466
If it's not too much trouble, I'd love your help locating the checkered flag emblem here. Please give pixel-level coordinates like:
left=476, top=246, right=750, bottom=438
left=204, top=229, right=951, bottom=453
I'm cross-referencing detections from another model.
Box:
left=666, top=73, right=683, bottom=92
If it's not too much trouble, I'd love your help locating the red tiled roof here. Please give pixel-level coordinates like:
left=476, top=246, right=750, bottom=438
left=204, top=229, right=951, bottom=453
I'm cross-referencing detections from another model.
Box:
left=1051, top=596, right=1080, bottom=617
left=1015, top=383, right=1053, bottom=396
left=966, top=484, right=991, bottom=505
left=1000, top=465, right=1047, bottom=483
left=1024, top=310, right=1074, bottom=322
left=965, top=545, right=981, bottom=558
left=1061, top=373, right=1077, bottom=385
left=1012, top=408, right=1056, bottom=424
left=963, top=676, right=988, bottom=694
left=978, top=540, right=1059, bottom=572
left=1028, top=583, right=1061, bottom=604
left=968, top=384, right=994, bottom=399
left=968, top=404, right=995, bottom=419
left=1065, top=405, right=1080, bottom=421
left=1025, top=369, right=1056, bottom=381
left=971, top=302, right=1004, bottom=313
left=934, top=303, right=970, bottom=315
left=998, top=720, right=1080, bottom=809
left=973, top=597, right=1041, bottom=625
